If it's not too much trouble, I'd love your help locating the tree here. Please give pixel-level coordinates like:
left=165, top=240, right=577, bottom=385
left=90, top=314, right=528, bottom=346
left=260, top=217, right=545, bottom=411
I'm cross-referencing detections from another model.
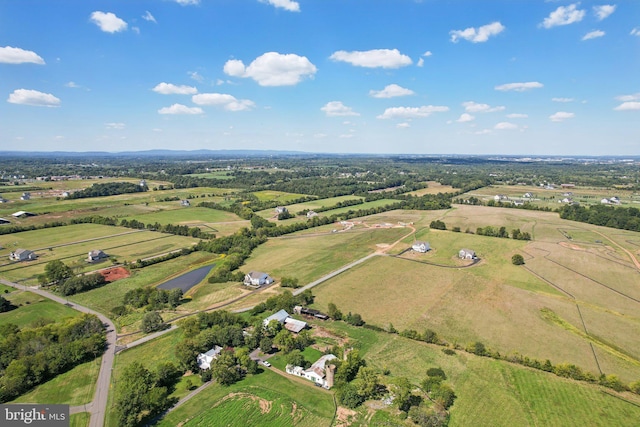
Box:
left=280, top=276, right=300, bottom=288
left=274, top=329, right=296, bottom=353
left=354, top=366, right=381, bottom=399
left=512, top=254, right=525, bottom=265
left=44, top=260, right=73, bottom=285
left=327, top=302, right=342, bottom=320
left=141, top=311, right=166, bottom=333
left=0, top=295, right=13, bottom=313
left=168, top=288, right=183, bottom=308
left=285, top=349, right=307, bottom=368
left=210, top=351, right=240, bottom=386
left=336, top=382, right=365, bottom=408
left=260, top=336, right=274, bottom=354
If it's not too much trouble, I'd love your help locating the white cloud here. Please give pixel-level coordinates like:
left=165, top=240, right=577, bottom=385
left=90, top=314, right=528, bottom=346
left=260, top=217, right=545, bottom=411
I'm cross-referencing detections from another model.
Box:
left=260, top=0, right=300, bottom=12
left=329, top=49, right=412, bottom=68
left=377, top=105, right=449, bottom=119
left=132, top=27, right=140, bottom=35
left=224, top=52, right=317, bottom=86
left=423, top=51, right=433, bottom=57
left=582, top=30, right=605, bottom=40
left=192, top=93, right=255, bottom=111
left=462, top=101, right=505, bottom=113
left=450, top=21, right=505, bottom=43
left=158, top=104, right=203, bottom=115
left=594, top=5, right=616, bottom=21
left=90, top=11, right=128, bottom=33
left=632, top=28, right=640, bottom=37
left=65, top=81, right=80, bottom=88
left=615, top=93, right=640, bottom=101
left=495, top=82, right=544, bottom=92
left=188, top=71, right=204, bottom=82
left=549, top=111, right=575, bottom=122
left=540, top=4, right=585, bottom=29
left=142, top=11, right=156, bottom=23
left=494, top=122, right=518, bottom=130
left=0, top=46, right=45, bottom=64
left=175, top=0, right=200, bottom=5
left=552, top=97, right=574, bottom=102
left=456, top=113, right=475, bottom=123
left=321, top=101, right=359, bottom=117
left=369, top=84, right=414, bottom=98
left=7, top=89, right=60, bottom=107
left=397, top=122, right=411, bottom=128
left=475, top=129, right=492, bottom=135
left=152, top=82, right=198, bottom=95
left=417, top=58, right=424, bottom=67
left=506, top=113, right=528, bottom=118
left=106, top=122, right=125, bottom=129
left=614, top=102, right=640, bottom=111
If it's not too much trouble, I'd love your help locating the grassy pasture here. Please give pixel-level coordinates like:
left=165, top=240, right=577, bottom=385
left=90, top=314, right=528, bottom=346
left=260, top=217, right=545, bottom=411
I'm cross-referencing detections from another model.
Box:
left=122, top=206, right=241, bottom=225
left=0, top=225, right=199, bottom=284
left=0, top=291, right=80, bottom=328
left=323, top=321, right=640, bottom=427
left=241, top=227, right=409, bottom=285
left=281, top=195, right=364, bottom=213
left=178, top=281, right=248, bottom=312
left=251, top=190, right=310, bottom=202
left=69, top=252, right=217, bottom=330
left=69, top=412, right=90, bottom=427
left=11, top=358, right=101, bottom=405
left=157, top=369, right=334, bottom=427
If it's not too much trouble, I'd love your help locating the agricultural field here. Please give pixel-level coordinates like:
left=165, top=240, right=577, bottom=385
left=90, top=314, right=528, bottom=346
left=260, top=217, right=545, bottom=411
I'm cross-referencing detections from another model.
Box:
left=312, top=205, right=640, bottom=383
left=0, top=224, right=200, bottom=284
left=407, top=181, right=457, bottom=196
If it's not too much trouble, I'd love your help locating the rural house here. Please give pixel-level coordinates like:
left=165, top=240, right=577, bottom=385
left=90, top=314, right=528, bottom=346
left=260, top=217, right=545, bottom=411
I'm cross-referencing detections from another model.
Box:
left=459, top=248, right=477, bottom=260
left=412, top=241, right=430, bottom=253
left=263, top=309, right=291, bottom=328
left=243, top=271, right=274, bottom=287
left=275, top=206, right=288, bottom=214
left=306, top=210, right=318, bottom=218
left=523, top=192, right=534, bottom=198
left=20, top=192, right=31, bottom=200
left=180, top=199, right=190, bottom=207
left=10, top=249, right=37, bottom=261
left=286, top=354, right=337, bottom=389
left=196, top=345, right=223, bottom=370
left=494, top=195, right=509, bottom=202
left=87, top=249, right=109, bottom=263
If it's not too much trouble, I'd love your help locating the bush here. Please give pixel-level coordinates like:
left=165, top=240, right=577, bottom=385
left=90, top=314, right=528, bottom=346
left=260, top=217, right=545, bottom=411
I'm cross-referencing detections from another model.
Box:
left=141, top=311, right=167, bottom=333
left=512, top=254, right=525, bottom=265
left=442, top=348, right=456, bottom=356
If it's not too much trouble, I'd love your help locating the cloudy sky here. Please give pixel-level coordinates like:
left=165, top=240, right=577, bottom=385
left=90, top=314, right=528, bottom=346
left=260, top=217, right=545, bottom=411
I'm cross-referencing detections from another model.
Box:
left=1, top=0, right=639, bottom=155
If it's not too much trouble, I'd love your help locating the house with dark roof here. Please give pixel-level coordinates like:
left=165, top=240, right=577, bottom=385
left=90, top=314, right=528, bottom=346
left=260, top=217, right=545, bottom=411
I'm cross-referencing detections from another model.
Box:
left=244, top=271, right=273, bottom=287
left=10, top=249, right=37, bottom=261
left=459, top=248, right=477, bottom=260
left=87, top=249, right=109, bottom=263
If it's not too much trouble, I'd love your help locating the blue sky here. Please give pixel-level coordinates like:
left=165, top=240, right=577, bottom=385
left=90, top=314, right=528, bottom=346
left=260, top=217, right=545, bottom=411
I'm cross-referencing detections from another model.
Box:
left=1, top=0, right=639, bottom=155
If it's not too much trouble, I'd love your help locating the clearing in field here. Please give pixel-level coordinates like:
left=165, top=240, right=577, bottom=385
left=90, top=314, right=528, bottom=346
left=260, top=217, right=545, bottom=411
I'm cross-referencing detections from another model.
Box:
left=0, top=290, right=80, bottom=328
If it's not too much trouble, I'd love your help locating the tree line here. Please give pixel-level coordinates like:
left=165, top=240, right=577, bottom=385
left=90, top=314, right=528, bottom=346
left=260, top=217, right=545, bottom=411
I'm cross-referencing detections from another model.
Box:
left=66, top=181, right=147, bottom=199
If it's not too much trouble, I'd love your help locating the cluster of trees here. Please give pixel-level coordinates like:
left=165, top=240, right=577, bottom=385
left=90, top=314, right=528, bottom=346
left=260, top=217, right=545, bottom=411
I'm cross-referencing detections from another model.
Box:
left=114, top=361, right=182, bottom=427
left=407, top=368, right=456, bottom=427
left=141, top=312, right=168, bottom=333
left=118, top=218, right=211, bottom=238
left=0, top=295, right=15, bottom=312
left=308, top=198, right=364, bottom=214
left=249, top=290, right=314, bottom=316
left=332, top=349, right=383, bottom=409
left=326, top=302, right=365, bottom=326
left=39, top=260, right=107, bottom=296
left=66, top=181, right=147, bottom=199
left=559, top=204, right=640, bottom=232
left=475, top=226, right=531, bottom=240
left=130, top=247, right=195, bottom=270
left=0, top=221, right=67, bottom=236
left=280, top=277, right=300, bottom=288
left=119, top=287, right=183, bottom=313
left=429, top=220, right=446, bottom=230
left=0, top=315, right=106, bottom=402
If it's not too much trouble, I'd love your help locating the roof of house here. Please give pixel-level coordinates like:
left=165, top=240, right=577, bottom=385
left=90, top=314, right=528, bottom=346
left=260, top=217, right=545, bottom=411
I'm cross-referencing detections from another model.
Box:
left=247, top=271, right=269, bottom=280
left=89, top=249, right=106, bottom=257
left=13, top=248, right=33, bottom=255
left=264, top=309, right=290, bottom=325
left=460, top=248, right=475, bottom=254
left=284, top=318, right=307, bottom=333
left=12, top=211, right=35, bottom=217
left=305, top=354, right=337, bottom=378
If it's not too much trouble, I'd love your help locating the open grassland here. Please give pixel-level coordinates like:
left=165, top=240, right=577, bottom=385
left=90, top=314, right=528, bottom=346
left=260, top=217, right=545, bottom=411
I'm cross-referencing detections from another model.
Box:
left=11, top=358, right=101, bottom=406
left=241, top=226, right=409, bottom=285
left=69, top=252, right=217, bottom=331
left=0, top=225, right=199, bottom=284
left=157, top=369, right=335, bottom=427
left=279, top=195, right=363, bottom=214
left=0, top=291, right=80, bottom=328
left=323, top=321, right=640, bottom=427
left=252, top=190, right=310, bottom=202
left=122, top=206, right=241, bottom=225
left=178, top=281, right=248, bottom=312
left=69, top=412, right=90, bottom=427
left=407, top=181, right=457, bottom=195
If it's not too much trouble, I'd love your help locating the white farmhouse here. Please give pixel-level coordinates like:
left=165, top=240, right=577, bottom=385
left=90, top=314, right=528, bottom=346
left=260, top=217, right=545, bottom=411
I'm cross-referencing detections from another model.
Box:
left=197, top=345, right=223, bottom=370
left=243, top=271, right=274, bottom=287
left=286, top=354, right=337, bottom=389
left=412, top=241, right=431, bottom=253
left=459, top=248, right=477, bottom=260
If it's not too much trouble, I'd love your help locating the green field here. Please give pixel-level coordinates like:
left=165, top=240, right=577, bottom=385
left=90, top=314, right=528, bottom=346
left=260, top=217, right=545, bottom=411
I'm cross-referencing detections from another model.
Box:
left=0, top=290, right=80, bottom=328
left=122, top=206, right=242, bottom=226
left=11, top=358, right=101, bottom=405
left=69, top=412, right=90, bottom=427
left=157, top=369, right=335, bottom=427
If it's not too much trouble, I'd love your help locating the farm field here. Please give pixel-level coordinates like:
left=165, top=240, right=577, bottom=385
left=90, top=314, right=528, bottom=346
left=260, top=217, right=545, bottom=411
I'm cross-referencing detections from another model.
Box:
left=311, top=205, right=640, bottom=382
left=0, top=224, right=200, bottom=284
left=407, top=181, right=457, bottom=196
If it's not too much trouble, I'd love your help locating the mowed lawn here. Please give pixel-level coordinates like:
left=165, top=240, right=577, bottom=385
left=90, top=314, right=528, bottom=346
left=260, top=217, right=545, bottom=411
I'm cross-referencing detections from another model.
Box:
left=241, top=226, right=410, bottom=285
left=122, top=206, right=242, bottom=226
left=324, top=321, right=640, bottom=427
left=0, top=290, right=80, bottom=328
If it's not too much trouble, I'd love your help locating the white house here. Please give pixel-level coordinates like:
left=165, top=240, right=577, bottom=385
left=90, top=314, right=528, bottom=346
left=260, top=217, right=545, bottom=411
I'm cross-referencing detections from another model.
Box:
left=412, top=241, right=431, bottom=253
left=263, top=309, right=290, bottom=328
left=244, top=271, right=274, bottom=287
left=87, top=249, right=108, bottom=263
left=494, top=195, right=508, bottom=202
left=459, top=249, right=476, bottom=260
left=10, top=249, right=37, bottom=261
left=197, top=345, right=223, bottom=370
left=286, top=354, right=337, bottom=389
left=523, top=192, right=534, bottom=199
left=181, top=200, right=191, bottom=207
left=601, top=198, right=611, bottom=204
left=20, top=192, right=31, bottom=200
left=275, top=206, right=288, bottom=214
left=306, top=210, right=318, bottom=218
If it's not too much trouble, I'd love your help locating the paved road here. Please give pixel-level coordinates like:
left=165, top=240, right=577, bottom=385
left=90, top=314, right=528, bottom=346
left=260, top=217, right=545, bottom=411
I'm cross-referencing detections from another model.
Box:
left=0, top=279, right=116, bottom=427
